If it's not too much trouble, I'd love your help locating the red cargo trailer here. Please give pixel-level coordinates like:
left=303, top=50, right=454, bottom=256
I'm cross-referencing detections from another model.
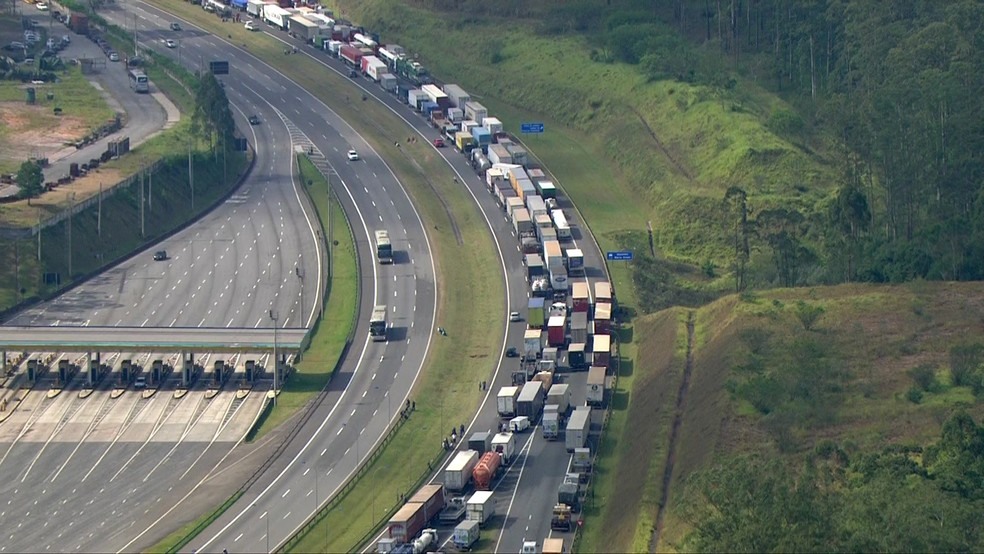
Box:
left=339, top=43, right=363, bottom=67
left=407, top=484, right=446, bottom=523
left=388, top=502, right=425, bottom=545
left=547, top=315, right=566, bottom=347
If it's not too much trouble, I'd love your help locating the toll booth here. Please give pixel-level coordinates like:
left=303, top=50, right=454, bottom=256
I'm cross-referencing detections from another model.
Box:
left=212, top=360, right=226, bottom=386
left=181, top=354, right=199, bottom=387
left=121, top=359, right=133, bottom=384
left=88, top=359, right=99, bottom=386
left=27, top=359, right=43, bottom=382
left=152, top=360, right=164, bottom=385
left=244, top=360, right=256, bottom=382
left=58, top=359, right=72, bottom=385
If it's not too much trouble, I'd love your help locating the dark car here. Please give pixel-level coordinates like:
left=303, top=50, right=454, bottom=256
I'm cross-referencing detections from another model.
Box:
left=170, top=22, right=182, bottom=31
left=153, top=250, right=167, bottom=261
left=506, top=347, right=519, bottom=358
left=248, top=115, right=260, bottom=125
left=348, top=69, right=358, bottom=79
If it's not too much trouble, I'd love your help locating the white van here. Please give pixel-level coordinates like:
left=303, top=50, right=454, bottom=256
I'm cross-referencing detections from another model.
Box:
left=509, top=416, right=530, bottom=433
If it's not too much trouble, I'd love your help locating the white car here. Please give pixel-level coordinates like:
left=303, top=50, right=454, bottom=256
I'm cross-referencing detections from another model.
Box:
left=164, top=39, right=177, bottom=48
left=36, top=2, right=49, bottom=10
left=108, top=51, right=120, bottom=62
left=510, top=311, right=522, bottom=322
left=347, top=150, right=359, bottom=161
left=244, top=20, right=258, bottom=31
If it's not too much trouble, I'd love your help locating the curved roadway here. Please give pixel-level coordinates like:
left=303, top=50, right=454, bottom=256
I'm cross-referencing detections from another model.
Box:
left=90, top=4, right=441, bottom=553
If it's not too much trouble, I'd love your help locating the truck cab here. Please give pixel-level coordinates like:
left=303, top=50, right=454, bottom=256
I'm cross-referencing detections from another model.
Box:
left=521, top=541, right=538, bottom=554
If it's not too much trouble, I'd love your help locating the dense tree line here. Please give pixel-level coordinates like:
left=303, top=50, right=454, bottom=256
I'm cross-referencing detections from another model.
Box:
left=681, top=412, right=984, bottom=552
left=582, top=0, right=984, bottom=284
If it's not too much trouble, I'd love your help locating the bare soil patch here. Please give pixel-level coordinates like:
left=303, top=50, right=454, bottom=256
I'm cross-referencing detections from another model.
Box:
left=0, top=101, right=89, bottom=165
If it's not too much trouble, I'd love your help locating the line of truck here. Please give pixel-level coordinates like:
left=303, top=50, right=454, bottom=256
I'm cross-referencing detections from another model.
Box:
left=228, top=4, right=621, bottom=551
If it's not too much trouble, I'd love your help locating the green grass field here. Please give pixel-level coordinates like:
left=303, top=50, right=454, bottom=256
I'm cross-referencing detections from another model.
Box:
left=144, top=2, right=505, bottom=551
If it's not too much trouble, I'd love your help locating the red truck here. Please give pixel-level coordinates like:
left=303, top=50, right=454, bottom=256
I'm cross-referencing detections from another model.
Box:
left=339, top=43, right=363, bottom=67
left=472, top=451, right=501, bottom=490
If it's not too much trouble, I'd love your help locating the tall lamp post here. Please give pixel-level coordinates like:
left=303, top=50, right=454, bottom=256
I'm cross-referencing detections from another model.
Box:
left=270, top=309, right=279, bottom=405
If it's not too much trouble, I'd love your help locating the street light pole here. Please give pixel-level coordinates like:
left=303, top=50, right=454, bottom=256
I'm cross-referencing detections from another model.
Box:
left=270, top=309, right=279, bottom=405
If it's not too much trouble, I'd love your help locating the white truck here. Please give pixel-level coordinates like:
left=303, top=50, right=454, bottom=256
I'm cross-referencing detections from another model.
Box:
left=453, top=519, right=480, bottom=549
left=542, top=410, right=560, bottom=440
left=491, top=432, right=517, bottom=465
left=466, top=490, right=496, bottom=525
left=565, top=407, right=591, bottom=452
left=587, top=366, right=607, bottom=405
left=547, top=383, right=571, bottom=415
left=497, top=386, right=520, bottom=417
left=445, top=450, right=479, bottom=491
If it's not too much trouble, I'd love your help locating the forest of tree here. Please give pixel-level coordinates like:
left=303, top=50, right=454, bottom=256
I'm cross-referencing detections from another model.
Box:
left=533, top=0, right=984, bottom=286
left=680, top=412, right=984, bottom=552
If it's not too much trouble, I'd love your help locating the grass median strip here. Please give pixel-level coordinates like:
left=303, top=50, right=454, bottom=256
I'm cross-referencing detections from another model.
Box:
left=249, top=155, right=358, bottom=441
left=144, top=2, right=505, bottom=550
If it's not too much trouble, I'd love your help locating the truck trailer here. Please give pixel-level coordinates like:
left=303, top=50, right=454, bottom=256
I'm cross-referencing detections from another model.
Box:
left=472, top=451, right=501, bottom=490
left=587, top=366, right=606, bottom=405
left=491, top=432, right=517, bottom=465
left=496, top=386, right=520, bottom=417
left=547, top=383, right=571, bottom=415
left=466, top=490, right=495, bottom=525
left=453, top=520, right=480, bottom=550
left=516, top=381, right=545, bottom=421
left=444, top=450, right=479, bottom=491
left=565, top=407, right=591, bottom=451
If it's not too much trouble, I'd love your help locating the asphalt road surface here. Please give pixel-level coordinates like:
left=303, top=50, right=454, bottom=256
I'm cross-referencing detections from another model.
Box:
left=258, top=19, right=612, bottom=554
left=86, top=4, right=442, bottom=553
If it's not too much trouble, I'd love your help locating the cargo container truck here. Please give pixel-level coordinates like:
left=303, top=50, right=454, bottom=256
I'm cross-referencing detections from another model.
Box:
left=496, top=386, right=520, bottom=417
left=540, top=226, right=558, bottom=245
left=288, top=15, right=319, bottom=41
left=571, top=282, right=590, bottom=313
left=454, top=131, right=475, bottom=153
left=570, top=311, right=588, bottom=345
left=543, top=537, right=566, bottom=554
left=488, top=143, right=512, bottom=165
left=595, top=281, right=613, bottom=305
left=527, top=297, right=545, bottom=328
left=263, top=4, right=290, bottom=29
left=326, top=39, right=342, bottom=56
left=566, top=248, right=585, bottom=276
left=505, top=143, right=529, bottom=166
left=444, top=450, right=479, bottom=491
left=524, top=329, right=542, bottom=360
left=534, top=180, right=558, bottom=199
left=421, top=84, right=450, bottom=110
left=472, top=127, right=491, bottom=150
left=386, top=502, right=425, bottom=545
left=594, top=302, right=612, bottom=335
left=566, top=407, right=591, bottom=451
left=547, top=315, right=565, bottom=347
left=549, top=267, right=569, bottom=298
left=593, top=334, right=611, bottom=367
left=363, top=57, right=387, bottom=81
left=542, top=411, right=560, bottom=439
left=517, top=179, right=537, bottom=201
left=408, top=484, right=446, bottom=523
left=512, top=208, right=534, bottom=236
left=352, top=32, right=378, bottom=52
left=468, top=431, right=492, bottom=454
left=526, top=195, right=548, bottom=220
left=483, top=116, right=503, bottom=135
left=472, top=451, right=501, bottom=490
left=466, top=490, right=495, bottom=525
left=375, top=230, right=393, bottom=264
left=516, top=381, right=545, bottom=421
left=573, top=447, right=592, bottom=472
left=552, top=210, right=572, bottom=241
left=463, top=101, right=488, bottom=124
left=339, top=43, right=363, bottom=66
left=547, top=383, right=571, bottom=415
left=496, top=184, right=517, bottom=208
left=442, top=83, right=470, bottom=107
left=491, top=432, right=517, bottom=464
left=505, top=197, right=524, bottom=217
left=531, top=276, right=551, bottom=298
left=568, top=343, right=587, bottom=370
left=525, top=254, right=545, bottom=279
left=407, top=89, right=425, bottom=110
left=246, top=0, right=265, bottom=16
left=543, top=240, right=564, bottom=272
left=521, top=235, right=540, bottom=255
left=558, top=482, right=581, bottom=514
left=379, top=73, right=397, bottom=92
left=535, top=213, right=554, bottom=235
left=587, top=366, right=606, bottom=405
left=453, top=520, right=480, bottom=549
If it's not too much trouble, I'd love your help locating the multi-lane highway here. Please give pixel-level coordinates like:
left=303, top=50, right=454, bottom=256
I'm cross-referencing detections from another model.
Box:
left=257, top=20, right=612, bottom=553
left=86, top=3, right=446, bottom=552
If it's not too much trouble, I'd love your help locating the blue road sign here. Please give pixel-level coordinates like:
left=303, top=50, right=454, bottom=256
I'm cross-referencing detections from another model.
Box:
left=521, top=122, right=545, bottom=134
left=606, top=251, right=634, bottom=261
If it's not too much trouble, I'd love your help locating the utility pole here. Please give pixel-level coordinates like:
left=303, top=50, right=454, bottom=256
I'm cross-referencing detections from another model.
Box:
left=188, top=144, right=195, bottom=211
left=97, top=182, right=102, bottom=236
left=67, top=192, right=74, bottom=278
left=140, top=170, right=145, bottom=237
left=270, top=309, right=279, bottom=405
left=148, top=168, right=152, bottom=210
left=37, top=207, right=41, bottom=261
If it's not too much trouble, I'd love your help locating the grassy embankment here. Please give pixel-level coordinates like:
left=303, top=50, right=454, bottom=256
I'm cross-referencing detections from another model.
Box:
left=0, top=18, right=246, bottom=313
left=324, top=1, right=844, bottom=552
left=145, top=154, right=359, bottom=554
left=145, top=2, right=504, bottom=551
left=654, top=282, right=984, bottom=551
